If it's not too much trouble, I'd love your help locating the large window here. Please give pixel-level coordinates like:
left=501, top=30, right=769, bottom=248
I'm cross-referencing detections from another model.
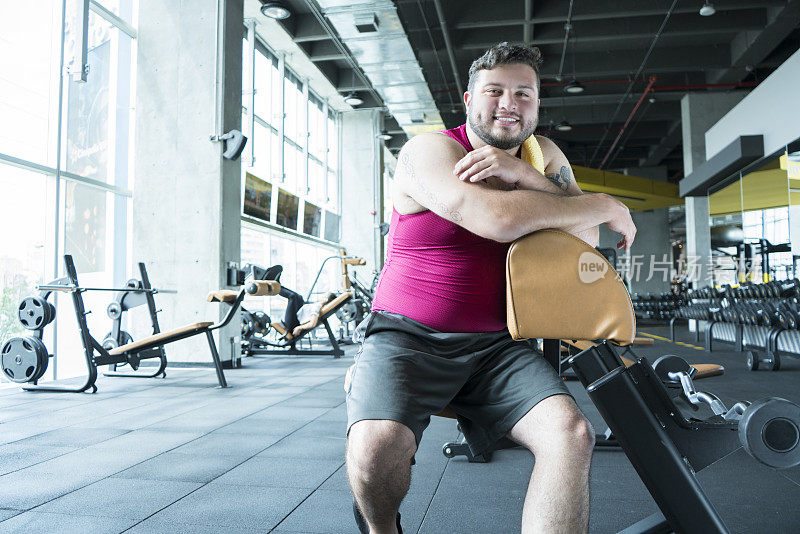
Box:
left=0, top=1, right=137, bottom=383
left=241, top=29, right=341, bottom=249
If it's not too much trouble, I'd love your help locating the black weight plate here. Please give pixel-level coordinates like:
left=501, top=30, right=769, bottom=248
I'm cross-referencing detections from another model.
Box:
left=30, top=337, right=49, bottom=382
left=652, top=354, right=693, bottom=384
left=18, top=297, right=49, bottom=330
left=739, top=397, right=800, bottom=469
left=1, top=337, right=47, bottom=383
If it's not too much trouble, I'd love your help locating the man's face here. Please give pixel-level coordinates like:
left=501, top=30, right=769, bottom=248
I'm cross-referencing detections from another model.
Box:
left=465, top=63, right=540, bottom=150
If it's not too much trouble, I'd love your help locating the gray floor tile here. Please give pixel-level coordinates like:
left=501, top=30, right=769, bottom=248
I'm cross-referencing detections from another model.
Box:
left=172, top=432, right=280, bottom=458
left=125, top=516, right=261, bottom=533
left=274, top=489, right=431, bottom=534
left=9, top=427, right=129, bottom=449
left=35, top=477, right=201, bottom=520
left=0, top=510, right=21, bottom=522
left=0, top=511, right=136, bottom=533
left=0, top=443, right=77, bottom=476
left=257, top=435, right=346, bottom=460
left=149, top=484, right=307, bottom=530
left=0, top=468, right=93, bottom=510
left=211, top=456, right=342, bottom=489
left=112, top=451, right=244, bottom=483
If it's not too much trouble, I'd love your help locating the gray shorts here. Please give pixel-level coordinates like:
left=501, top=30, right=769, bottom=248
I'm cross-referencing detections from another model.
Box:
left=345, top=311, right=571, bottom=456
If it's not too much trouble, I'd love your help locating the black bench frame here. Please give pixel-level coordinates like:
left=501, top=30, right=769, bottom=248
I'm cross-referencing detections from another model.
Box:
left=568, top=341, right=742, bottom=534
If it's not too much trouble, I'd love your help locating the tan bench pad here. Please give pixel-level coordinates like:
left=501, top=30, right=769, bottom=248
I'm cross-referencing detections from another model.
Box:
left=506, top=230, right=635, bottom=345
left=206, top=290, right=239, bottom=303
left=108, top=322, right=214, bottom=355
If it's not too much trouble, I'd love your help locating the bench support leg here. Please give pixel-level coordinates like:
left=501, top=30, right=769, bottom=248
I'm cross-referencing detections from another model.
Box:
left=205, top=330, right=228, bottom=388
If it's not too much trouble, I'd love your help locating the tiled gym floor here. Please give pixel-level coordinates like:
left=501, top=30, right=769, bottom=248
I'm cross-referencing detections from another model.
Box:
left=0, top=325, right=799, bottom=533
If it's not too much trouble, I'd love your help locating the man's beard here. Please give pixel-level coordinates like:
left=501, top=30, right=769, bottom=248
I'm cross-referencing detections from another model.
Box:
left=468, top=109, right=538, bottom=150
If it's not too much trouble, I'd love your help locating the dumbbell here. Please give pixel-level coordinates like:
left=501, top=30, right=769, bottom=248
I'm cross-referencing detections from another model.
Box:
left=738, top=397, right=800, bottom=469
left=654, top=356, right=800, bottom=469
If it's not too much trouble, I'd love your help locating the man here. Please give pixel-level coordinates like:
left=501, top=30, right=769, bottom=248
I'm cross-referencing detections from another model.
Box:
left=345, top=43, right=636, bottom=534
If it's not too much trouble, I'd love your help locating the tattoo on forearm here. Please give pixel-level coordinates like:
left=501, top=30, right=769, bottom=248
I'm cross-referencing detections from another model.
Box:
left=401, top=153, right=463, bottom=223
left=546, top=165, right=572, bottom=191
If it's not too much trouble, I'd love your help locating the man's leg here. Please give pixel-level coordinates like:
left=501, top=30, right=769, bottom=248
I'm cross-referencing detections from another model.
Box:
left=347, top=419, right=417, bottom=534
left=507, top=394, right=595, bottom=534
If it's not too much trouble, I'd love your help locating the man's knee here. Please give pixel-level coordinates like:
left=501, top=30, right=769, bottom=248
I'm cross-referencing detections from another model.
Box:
left=347, top=420, right=417, bottom=481
left=510, top=396, right=595, bottom=458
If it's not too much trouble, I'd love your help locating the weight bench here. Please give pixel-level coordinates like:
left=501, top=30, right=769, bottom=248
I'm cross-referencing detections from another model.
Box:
left=99, top=280, right=281, bottom=388
left=244, top=286, right=353, bottom=359
left=465, top=230, right=799, bottom=533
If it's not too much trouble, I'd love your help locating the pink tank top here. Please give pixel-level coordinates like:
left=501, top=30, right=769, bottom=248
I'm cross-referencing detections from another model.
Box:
left=371, top=124, right=510, bottom=332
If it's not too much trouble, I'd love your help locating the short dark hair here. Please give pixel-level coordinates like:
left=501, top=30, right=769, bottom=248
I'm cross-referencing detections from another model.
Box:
left=467, top=42, right=544, bottom=93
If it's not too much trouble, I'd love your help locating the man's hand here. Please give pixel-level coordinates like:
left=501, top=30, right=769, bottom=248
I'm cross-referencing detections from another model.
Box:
left=598, top=195, right=636, bottom=250
left=453, top=145, right=526, bottom=186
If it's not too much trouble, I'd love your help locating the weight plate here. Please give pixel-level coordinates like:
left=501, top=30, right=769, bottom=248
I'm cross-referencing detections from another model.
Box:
left=746, top=352, right=759, bottom=371
left=18, top=297, right=53, bottom=330
left=652, top=354, right=693, bottom=384
left=107, top=301, right=122, bottom=320
left=1, top=337, right=48, bottom=383
left=739, top=397, right=800, bottom=469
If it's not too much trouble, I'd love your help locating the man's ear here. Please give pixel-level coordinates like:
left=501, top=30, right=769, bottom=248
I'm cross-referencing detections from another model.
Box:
left=463, top=91, right=471, bottom=108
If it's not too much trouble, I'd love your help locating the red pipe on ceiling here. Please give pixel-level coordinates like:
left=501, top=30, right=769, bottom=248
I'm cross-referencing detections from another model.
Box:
left=598, top=75, right=657, bottom=170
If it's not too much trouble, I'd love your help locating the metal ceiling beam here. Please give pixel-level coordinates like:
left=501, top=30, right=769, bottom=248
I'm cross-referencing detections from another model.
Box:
left=709, top=0, right=800, bottom=84
left=431, top=0, right=465, bottom=106
left=523, top=0, right=533, bottom=44
left=448, top=0, right=782, bottom=28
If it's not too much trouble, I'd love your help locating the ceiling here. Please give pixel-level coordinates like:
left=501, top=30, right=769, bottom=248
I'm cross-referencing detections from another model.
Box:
left=264, top=0, right=800, bottom=181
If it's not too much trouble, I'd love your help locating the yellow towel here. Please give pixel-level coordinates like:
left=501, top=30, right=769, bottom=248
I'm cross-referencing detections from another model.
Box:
left=520, top=135, right=546, bottom=174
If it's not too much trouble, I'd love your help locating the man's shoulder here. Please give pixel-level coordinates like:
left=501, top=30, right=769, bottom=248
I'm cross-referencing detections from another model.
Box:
left=534, top=135, right=568, bottom=168
left=401, top=132, right=468, bottom=160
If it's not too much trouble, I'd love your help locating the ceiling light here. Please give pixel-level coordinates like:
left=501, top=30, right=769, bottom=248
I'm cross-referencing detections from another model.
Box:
left=564, top=79, right=584, bottom=94
left=344, top=93, right=363, bottom=106
left=555, top=120, right=573, bottom=132
left=260, top=1, right=291, bottom=20
left=376, top=131, right=392, bottom=141
left=699, top=1, right=715, bottom=16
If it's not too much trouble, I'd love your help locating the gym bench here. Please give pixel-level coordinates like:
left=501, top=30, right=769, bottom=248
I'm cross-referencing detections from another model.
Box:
left=445, top=230, right=799, bottom=533
left=17, top=255, right=279, bottom=393
left=244, top=290, right=353, bottom=358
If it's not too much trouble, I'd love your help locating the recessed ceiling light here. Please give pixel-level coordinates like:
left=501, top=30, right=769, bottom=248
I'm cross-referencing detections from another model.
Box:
left=261, top=1, right=291, bottom=20
left=344, top=93, right=363, bottom=106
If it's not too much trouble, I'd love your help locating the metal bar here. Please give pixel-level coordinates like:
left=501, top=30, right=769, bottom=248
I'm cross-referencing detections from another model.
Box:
left=556, top=0, right=575, bottom=80
left=89, top=0, right=136, bottom=38
left=70, top=0, right=90, bottom=82
left=523, top=0, right=533, bottom=44
left=37, top=285, right=176, bottom=293
left=206, top=330, right=228, bottom=388
left=432, top=0, right=465, bottom=106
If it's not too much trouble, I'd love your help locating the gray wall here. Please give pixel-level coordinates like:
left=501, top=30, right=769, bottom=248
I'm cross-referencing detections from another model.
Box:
left=706, top=47, right=800, bottom=159
left=132, top=0, right=243, bottom=364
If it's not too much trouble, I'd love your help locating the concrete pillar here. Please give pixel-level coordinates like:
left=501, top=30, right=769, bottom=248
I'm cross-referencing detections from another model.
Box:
left=629, top=209, right=671, bottom=295
left=681, top=92, right=745, bottom=288
left=133, top=0, right=243, bottom=364
left=340, top=110, right=383, bottom=270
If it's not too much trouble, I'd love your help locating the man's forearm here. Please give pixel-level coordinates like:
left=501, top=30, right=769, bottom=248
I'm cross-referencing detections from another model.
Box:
left=517, top=165, right=580, bottom=196
left=486, top=190, right=614, bottom=243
